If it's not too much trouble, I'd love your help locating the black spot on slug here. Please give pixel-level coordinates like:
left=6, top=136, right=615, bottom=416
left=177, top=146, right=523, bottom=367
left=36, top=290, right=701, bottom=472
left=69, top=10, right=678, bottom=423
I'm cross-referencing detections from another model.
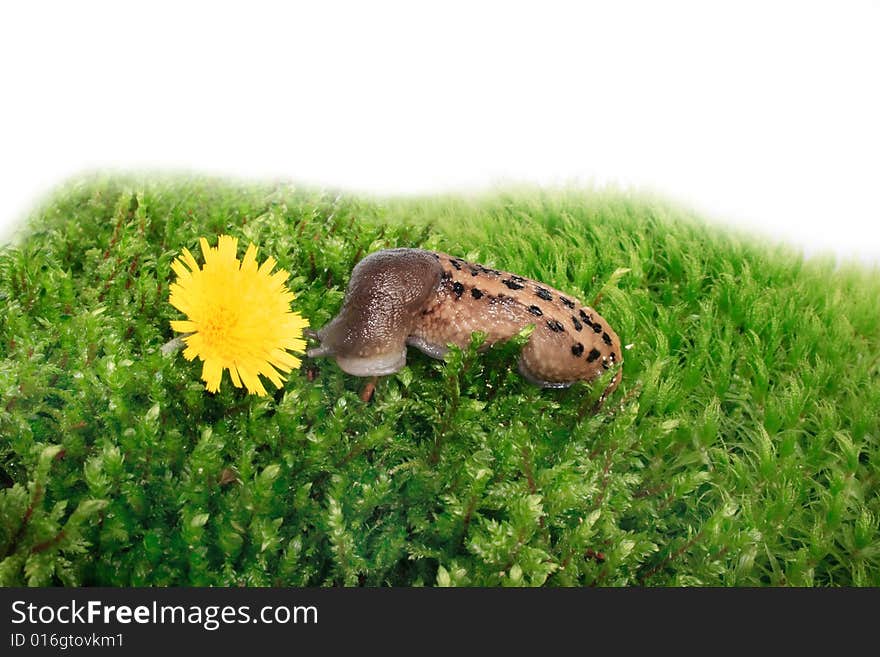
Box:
left=511, top=275, right=525, bottom=283
left=592, top=322, right=603, bottom=334
left=579, top=309, right=591, bottom=323
left=449, top=259, right=462, bottom=271
left=571, top=342, right=584, bottom=357
left=571, top=316, right=582, bottom=331
left=503, top=278, right=525, bottom=290
left=452, top=282, right=465, bottom=298
left=602, top=332, right=613, bottom=345
left=470, top=269, right=480, bottom=276
left=528, top=305, right=543, bottom=316
left=587, top=348, right=601, bottom=362
left=547, top=320, right=565, bottom=332
left=560, top=296, right=575, bottom=309
left=441, top=271, right=452, bottom=281
left=535, top=287, right=553, bottom=301
left=471, top=288, right=484, bottom=300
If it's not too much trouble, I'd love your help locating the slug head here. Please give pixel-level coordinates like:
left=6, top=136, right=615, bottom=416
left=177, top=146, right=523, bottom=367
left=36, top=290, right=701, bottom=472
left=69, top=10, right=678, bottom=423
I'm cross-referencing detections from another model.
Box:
left=310, top=248, right=442, bottom=376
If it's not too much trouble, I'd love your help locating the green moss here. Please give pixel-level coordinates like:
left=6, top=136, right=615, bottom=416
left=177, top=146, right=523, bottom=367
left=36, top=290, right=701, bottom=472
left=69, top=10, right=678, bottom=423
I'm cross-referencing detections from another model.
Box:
left=1, top=175, right=878, bottom=586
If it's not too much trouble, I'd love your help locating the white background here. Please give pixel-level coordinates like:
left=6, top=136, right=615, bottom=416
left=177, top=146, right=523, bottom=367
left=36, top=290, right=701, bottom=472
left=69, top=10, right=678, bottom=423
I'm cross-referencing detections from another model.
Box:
left=1, top=1, right=878, bottom=264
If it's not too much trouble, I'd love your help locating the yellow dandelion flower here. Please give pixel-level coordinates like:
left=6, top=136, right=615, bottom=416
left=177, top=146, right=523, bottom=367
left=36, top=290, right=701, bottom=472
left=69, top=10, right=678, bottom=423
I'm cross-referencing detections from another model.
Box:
left=168, top=234, right=309, bottom=396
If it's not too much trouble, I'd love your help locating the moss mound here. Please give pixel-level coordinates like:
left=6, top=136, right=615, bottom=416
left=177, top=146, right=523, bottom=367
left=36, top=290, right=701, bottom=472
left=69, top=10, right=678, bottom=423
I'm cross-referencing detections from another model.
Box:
left=1, top=176, right=878, bottom=586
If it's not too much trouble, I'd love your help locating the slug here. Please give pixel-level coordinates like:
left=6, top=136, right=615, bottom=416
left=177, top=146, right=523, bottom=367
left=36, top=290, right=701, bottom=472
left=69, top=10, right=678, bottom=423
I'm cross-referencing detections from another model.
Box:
left=307, top=248, right=623, bottom=400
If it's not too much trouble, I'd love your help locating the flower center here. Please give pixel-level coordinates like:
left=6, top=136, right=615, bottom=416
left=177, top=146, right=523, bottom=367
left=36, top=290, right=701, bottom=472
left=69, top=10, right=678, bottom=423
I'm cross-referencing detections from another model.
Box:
left=202, top=305, right=242, bottom=356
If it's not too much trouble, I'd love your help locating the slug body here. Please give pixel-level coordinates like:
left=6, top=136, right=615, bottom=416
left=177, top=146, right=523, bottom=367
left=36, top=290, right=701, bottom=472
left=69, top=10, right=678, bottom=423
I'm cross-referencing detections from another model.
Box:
left=308, top=248, right=622, bottom=398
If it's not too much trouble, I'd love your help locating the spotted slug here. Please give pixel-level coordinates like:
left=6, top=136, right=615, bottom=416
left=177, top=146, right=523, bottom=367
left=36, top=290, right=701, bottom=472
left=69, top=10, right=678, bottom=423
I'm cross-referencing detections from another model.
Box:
left=307, top=248, right=623, bottom=400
